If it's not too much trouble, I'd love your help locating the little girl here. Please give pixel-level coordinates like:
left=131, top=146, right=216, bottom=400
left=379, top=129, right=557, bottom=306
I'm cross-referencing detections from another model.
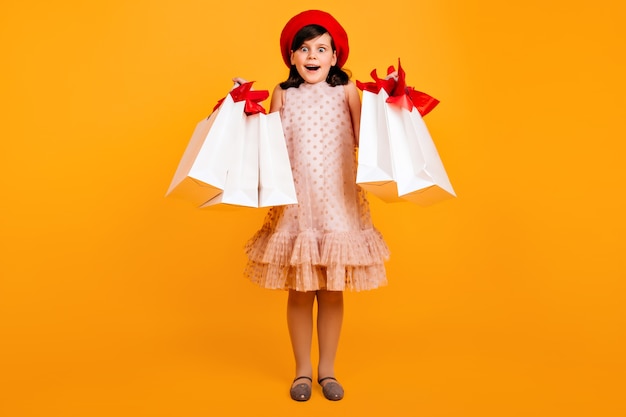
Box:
left=242, top=10, right=389, bottom=401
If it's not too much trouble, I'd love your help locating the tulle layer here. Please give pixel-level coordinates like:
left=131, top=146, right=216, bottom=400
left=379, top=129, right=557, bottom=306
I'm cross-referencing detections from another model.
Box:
left=244, top=227, right=390, bottom=292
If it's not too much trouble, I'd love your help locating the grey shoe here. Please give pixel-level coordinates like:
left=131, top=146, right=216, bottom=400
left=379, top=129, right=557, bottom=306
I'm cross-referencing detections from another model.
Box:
left=290, top=376, right=312, bottom=401
left=318, top=376, right=344, bottom=401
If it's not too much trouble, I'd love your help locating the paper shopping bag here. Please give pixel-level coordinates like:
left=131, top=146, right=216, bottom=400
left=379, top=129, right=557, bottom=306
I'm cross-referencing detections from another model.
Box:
left=386, top=104, right=456, bottom=206
left=258, top=112, right=298, bottom=207
left=356, top=59, right=455, bottom=206
left=201, top=112, right=260, bottom=208
left=165, top=93, right=245, bottom=206
left=355, top=89, right=401, bottom=202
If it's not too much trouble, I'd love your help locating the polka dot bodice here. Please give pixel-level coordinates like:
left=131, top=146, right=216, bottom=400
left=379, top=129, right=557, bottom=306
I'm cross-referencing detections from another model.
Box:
left=279, top=82, right=364, bottom=233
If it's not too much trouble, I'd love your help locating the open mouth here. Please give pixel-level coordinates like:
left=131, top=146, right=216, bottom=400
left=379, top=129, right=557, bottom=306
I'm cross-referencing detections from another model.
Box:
left=305, top=65, right=320, bottom=71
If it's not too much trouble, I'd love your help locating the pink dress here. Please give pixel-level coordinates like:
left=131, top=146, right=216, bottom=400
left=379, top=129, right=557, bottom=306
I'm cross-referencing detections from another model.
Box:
left=245, top=81, right=389, bottom=291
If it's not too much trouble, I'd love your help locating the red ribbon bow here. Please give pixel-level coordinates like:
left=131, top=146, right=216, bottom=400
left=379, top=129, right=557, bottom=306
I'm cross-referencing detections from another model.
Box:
left=213, top=81, right=269, bottom=115
left=356, top=59, right=439, bottom=117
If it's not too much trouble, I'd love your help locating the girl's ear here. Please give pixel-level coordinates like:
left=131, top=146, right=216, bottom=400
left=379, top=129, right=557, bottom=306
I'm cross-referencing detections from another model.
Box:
left=290, top=51, right=295, bottom=65
left=331, top=50, right=337, bottom=66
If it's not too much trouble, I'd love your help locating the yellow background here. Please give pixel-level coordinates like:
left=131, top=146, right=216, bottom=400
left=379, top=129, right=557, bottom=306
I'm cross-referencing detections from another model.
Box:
left=1, top=0, right=625, bottom=416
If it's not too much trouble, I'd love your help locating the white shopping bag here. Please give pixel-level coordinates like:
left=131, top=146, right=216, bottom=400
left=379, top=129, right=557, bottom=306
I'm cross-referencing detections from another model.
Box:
left=385, top=103, right=456, bottom=206
left=165, top=94, right=245, bottom=206
left=201, top=112, right=260, bottom=208
left=356, top=60, right=455, bottom=206
left=258, top=112, right=298, bottom=207
left=356, top=89, right=402, bottom=202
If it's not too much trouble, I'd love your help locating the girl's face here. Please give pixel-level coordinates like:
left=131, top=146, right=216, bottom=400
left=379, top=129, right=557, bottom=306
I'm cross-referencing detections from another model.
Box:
left=290, top=33, right=337, bottom=84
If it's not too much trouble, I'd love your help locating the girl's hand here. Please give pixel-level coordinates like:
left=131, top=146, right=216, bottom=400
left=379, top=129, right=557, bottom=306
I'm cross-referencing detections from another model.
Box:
left=384, top=71, right=398, bottom=81
left=232, top=77, right=248, bottom=88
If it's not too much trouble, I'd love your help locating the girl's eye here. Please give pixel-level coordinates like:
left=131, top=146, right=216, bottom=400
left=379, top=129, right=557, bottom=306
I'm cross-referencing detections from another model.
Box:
left=300, top=47, right=309, bottom=52
left=318, top=47, right=326, bottom=53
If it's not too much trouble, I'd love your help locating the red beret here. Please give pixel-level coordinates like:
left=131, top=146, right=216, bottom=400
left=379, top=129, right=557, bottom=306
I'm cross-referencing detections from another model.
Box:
left=280, top=10, right=349, bottom=68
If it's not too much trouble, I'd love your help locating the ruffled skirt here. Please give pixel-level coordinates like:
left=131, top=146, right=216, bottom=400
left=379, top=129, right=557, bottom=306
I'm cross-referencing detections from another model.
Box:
left=244, top=223, right=390, bottom=292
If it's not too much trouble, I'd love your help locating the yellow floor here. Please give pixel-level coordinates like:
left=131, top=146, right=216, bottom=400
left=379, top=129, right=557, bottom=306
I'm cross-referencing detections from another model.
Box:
left=2, top=293, right=623, bottom=417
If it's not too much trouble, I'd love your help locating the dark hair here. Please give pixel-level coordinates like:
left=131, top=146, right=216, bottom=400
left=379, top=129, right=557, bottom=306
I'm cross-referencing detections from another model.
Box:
left=279, top=24, right=351, bottom=89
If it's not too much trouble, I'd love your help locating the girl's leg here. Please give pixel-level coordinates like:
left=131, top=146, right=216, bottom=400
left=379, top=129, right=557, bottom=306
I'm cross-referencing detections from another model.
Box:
left=316, top=289, right=344, bottom=379
left=287, top=290, right=316, bottom=381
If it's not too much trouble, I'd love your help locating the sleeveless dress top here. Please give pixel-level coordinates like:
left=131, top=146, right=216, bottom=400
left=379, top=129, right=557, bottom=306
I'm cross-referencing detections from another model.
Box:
left=244, top=81, right=389, bottom=291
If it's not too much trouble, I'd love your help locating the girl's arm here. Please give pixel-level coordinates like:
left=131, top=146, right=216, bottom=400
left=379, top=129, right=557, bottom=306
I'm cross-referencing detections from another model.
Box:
left=269, top=84, right=285, bottom=113
left=345, top=81, right=361, bottom=147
